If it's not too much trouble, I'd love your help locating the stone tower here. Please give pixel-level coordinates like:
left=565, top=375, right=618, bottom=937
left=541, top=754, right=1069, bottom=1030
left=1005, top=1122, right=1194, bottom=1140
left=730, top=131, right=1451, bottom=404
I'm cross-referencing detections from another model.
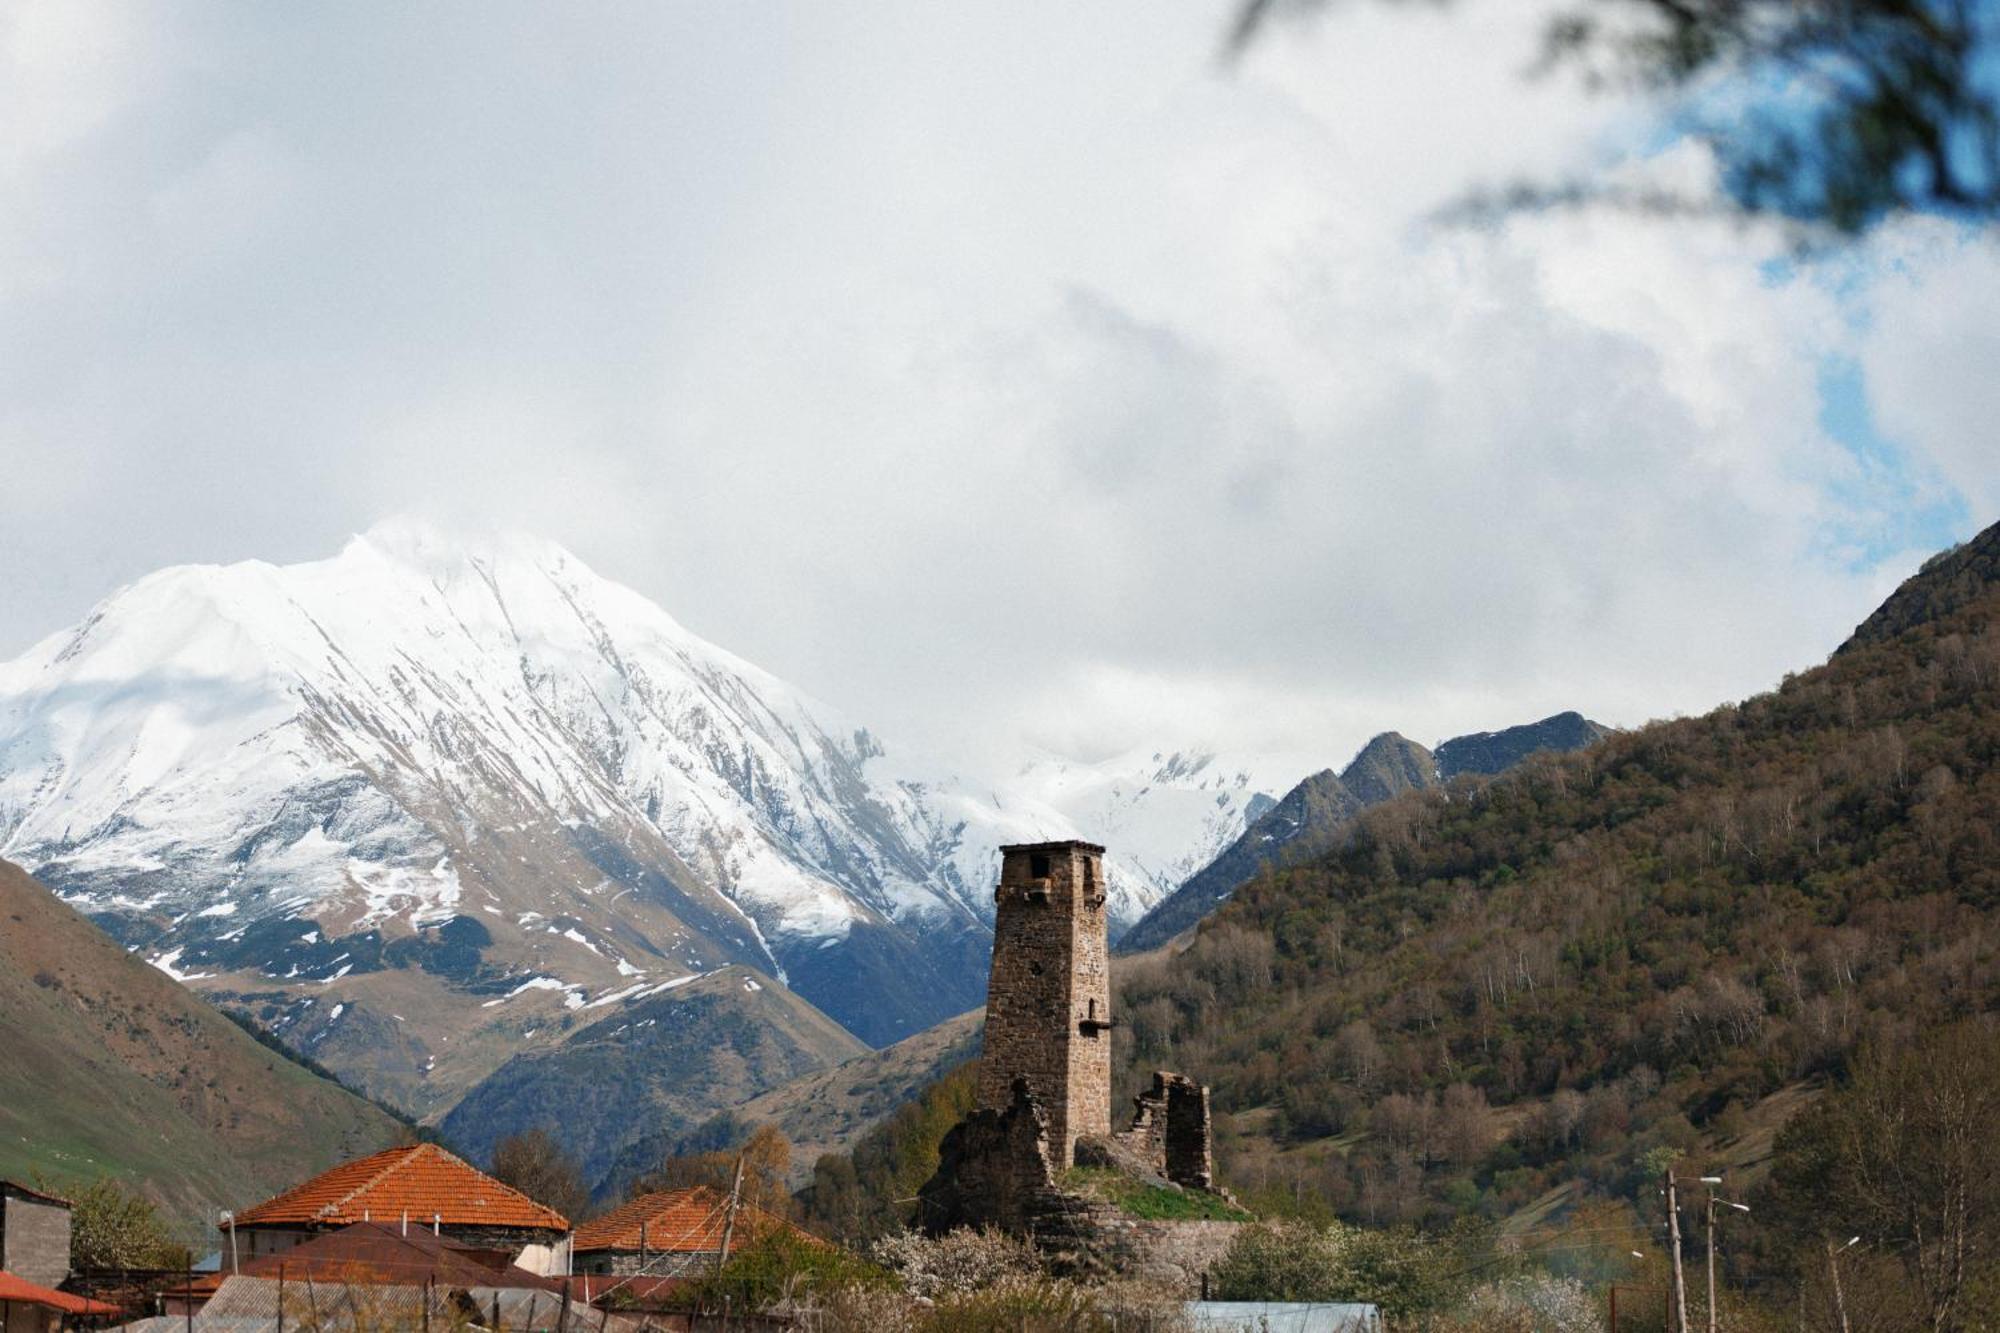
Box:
left=978, top=840, right=1113, bottom=1169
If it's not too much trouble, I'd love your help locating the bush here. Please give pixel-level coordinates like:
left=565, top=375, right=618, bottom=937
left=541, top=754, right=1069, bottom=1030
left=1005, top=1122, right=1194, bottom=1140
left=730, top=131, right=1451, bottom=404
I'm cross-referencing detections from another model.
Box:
left=1455, top=1274, right=1603, bottom=1333
left=781, top=1266, right=1182, bottom=1333
left=674, top=1228, right=895, bottom=1312
left=924, top=1275, right=1150, bottom=1333
left=1210, top=1218, right=1478, bottom=1318
left=870, top=1227, right=1042, bottom=1300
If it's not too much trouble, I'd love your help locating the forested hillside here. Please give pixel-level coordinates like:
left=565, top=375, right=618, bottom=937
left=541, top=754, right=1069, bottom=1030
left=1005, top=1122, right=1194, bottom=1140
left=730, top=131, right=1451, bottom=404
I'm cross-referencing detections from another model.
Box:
left=1119, top=713, right=1609, bottom=953
left=1113, top=521, right=2000, bottom=1224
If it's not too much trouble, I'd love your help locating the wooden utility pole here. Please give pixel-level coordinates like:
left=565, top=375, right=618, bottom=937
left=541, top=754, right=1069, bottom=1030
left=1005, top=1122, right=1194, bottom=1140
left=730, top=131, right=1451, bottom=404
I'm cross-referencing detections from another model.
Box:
left=1665, top=1171, right=1692, bottom=1333
left=715, top=1152, right=747, bottom=1274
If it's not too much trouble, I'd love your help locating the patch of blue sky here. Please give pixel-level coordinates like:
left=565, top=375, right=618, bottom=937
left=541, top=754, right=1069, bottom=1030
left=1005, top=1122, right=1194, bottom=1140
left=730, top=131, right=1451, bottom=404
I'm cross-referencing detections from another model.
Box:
left=1619, top=0, right=2000, bottom=224
left=1811, top=357, right=1972, bottom=572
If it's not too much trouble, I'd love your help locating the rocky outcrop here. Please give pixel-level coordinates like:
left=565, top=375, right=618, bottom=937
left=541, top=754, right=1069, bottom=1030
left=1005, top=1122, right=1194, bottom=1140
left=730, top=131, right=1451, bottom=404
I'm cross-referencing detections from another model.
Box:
left=1433, top=711, right=1610, bottom=779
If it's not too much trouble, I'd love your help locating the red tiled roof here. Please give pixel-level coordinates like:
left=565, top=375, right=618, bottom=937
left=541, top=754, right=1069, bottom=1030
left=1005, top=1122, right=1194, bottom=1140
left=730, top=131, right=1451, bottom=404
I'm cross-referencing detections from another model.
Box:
left=169, top=1223, right=559, bottom=1302
left=231, top=1144, right=568, bottom=1233
left=573, top=1187, right=807, bottom=1255
left=0, top=1270, right=122, bottom=1316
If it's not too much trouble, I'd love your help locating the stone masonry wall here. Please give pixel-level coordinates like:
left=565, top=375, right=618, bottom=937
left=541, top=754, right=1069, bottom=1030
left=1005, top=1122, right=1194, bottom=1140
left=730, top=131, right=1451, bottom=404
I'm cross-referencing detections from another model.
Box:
left=1163, top=1077, right=1214, bottom=1191
left=1025, top=1192, right=1242, bottom=1296
left=978, top=842, right=1111, bottom=1168
left=1110, top=1072, right=1215, bottom=1191
left=918, top=1080, right=1056, bottom=1234
left=0, top=1195, right=70, bottom=1287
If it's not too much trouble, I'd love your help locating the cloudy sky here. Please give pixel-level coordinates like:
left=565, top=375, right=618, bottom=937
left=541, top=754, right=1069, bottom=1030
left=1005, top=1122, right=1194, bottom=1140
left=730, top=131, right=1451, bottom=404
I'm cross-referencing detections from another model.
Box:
left=2, top=2, right=1993, bottom=772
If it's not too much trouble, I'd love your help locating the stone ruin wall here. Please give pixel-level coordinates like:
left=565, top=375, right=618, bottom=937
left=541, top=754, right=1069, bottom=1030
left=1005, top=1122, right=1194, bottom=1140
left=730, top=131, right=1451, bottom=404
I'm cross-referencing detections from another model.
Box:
left=1106, top=1071, right=1215, bottom=1191
left=917, top=1081, right=1243, bottom=1297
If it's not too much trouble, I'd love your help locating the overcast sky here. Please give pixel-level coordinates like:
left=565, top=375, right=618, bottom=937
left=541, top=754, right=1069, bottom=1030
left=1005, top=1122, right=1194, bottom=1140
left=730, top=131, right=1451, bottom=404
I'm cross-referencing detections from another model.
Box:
left=2, top=3, right=1994, bottom=772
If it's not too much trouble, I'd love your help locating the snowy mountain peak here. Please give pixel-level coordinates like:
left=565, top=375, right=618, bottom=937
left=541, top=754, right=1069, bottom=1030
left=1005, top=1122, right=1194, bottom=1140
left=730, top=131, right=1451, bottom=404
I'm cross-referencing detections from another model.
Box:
left=0, top=525, right=1310, bottom=1099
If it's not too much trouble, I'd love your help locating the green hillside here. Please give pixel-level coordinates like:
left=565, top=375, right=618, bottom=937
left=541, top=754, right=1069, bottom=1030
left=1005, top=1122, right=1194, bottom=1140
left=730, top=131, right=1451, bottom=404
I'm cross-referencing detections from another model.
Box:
left=0, top=859, right=405, bottom=1240
left=1114, top=520, right=2000, bottom=1223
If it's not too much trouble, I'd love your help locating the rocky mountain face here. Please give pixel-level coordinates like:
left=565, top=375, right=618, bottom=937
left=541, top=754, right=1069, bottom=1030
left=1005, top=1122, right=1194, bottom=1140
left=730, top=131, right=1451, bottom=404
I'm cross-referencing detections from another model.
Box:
left=1338, top=732, right=1440, bottom=806
left=1838, top=522, right=2000, bottom=652
left=0, top=522, right=1296, bottom=1126
left=0, top=858, right=402, bottom=1236
left=438, top=964, right=865, bottom=1183
left=1433, top=711, right=1611, bottom=778
left=1117, top=712, right=1611, bottom=953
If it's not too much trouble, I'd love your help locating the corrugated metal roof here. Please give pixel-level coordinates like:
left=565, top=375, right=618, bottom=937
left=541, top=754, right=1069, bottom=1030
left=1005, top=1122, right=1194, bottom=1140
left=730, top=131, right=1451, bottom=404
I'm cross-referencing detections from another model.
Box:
left=231, top=1143, right=568, bottom=1233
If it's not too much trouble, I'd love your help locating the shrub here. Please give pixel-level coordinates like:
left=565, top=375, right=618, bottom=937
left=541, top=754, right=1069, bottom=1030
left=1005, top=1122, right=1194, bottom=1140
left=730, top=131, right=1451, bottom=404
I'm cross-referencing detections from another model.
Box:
left=924, top=1274, right=1131, bottom=1333
left=1210, top=1218, right=1477, bottom=1318
left=870, top=1227, right=1043, bottom=1300
left=1456, top=1274, right=1603, bottom=1333
left=675, top=1228, right=895, bottom=1312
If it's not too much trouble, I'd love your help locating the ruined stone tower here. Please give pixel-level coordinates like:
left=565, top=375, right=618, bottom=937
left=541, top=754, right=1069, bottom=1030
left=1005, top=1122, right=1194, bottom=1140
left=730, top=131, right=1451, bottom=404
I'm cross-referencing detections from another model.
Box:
left=978, top=840, right=1113, bottom=1168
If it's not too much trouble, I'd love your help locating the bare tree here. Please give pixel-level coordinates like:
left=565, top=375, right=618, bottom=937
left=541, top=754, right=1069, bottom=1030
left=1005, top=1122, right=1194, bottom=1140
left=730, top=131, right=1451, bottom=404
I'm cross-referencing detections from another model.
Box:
left=491, top=1128, right=592, bottom=1224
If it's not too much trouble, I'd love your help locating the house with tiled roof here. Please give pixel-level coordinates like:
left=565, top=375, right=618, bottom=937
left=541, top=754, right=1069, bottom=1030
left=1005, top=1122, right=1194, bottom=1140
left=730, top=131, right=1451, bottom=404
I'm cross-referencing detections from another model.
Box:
left=225, top=1144, right=572, bottom=1275
left=162, top=1221, right=562, bottom=1313
left=0, top=1269, right=122, bottom=1332
left=572, top=1186, right=811, bottom=1277
left=149, top=1225, right=657, bottom=1332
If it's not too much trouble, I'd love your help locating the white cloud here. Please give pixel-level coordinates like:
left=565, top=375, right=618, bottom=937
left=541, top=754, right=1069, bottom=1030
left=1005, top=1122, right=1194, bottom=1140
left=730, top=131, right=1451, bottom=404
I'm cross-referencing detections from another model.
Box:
left=1852, top=222, right=2000, bottom=521
left=0, top=1, right=1990, bottom=778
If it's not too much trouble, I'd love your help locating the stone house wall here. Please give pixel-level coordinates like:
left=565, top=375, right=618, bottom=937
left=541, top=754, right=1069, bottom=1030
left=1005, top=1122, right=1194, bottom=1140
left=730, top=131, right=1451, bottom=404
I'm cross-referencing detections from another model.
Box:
left=0, top=1192, right=70, bottom=1287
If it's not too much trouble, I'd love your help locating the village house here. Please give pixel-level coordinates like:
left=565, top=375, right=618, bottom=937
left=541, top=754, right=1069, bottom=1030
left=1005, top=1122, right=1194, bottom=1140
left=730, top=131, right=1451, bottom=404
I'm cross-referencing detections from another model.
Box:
left=0, top=1182, right=71, bottom=1290
left=221, top=1143, right=572, bottom=1276
left=138, top=1222, right=655, bottom=1333
left=159, top=1220, right=562, bottom=1315
left=0, top=1179, right=118, bottom=1332
left=572, top=1186, right=808, bottom=1278
left=0, top=1271, right=121, bottom=1333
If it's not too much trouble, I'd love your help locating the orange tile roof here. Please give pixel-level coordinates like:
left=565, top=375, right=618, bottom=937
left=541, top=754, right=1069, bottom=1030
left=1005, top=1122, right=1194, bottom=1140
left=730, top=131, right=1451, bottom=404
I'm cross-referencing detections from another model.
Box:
left=231, top=1144, right=568, bottom=1234
left=0, top=1270, right=122, bottom=1316
left=173, top=1222, right=558, bottom=1300
left=573, top=1187, right=804, bottom=1254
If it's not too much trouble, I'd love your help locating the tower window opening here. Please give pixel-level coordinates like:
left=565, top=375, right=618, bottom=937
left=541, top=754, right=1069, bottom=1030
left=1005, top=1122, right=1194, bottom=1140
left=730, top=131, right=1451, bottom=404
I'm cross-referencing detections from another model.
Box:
left=1030, top=853, right=1051, bottom=879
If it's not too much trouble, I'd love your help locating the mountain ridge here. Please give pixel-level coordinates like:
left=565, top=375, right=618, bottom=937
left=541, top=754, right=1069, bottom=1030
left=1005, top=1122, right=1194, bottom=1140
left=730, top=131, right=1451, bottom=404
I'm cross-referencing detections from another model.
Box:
left=0, top=521, right=1299, bottom=1121
left=1117, top=711, right=1611, bottom=953
left=1114, top=519, right=2000, bottom=1225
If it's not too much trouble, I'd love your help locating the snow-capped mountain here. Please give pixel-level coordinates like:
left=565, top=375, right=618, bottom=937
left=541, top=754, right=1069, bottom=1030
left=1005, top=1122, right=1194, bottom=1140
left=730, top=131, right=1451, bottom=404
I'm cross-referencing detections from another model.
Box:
left=0, top=522, right=1300, bottom=1111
